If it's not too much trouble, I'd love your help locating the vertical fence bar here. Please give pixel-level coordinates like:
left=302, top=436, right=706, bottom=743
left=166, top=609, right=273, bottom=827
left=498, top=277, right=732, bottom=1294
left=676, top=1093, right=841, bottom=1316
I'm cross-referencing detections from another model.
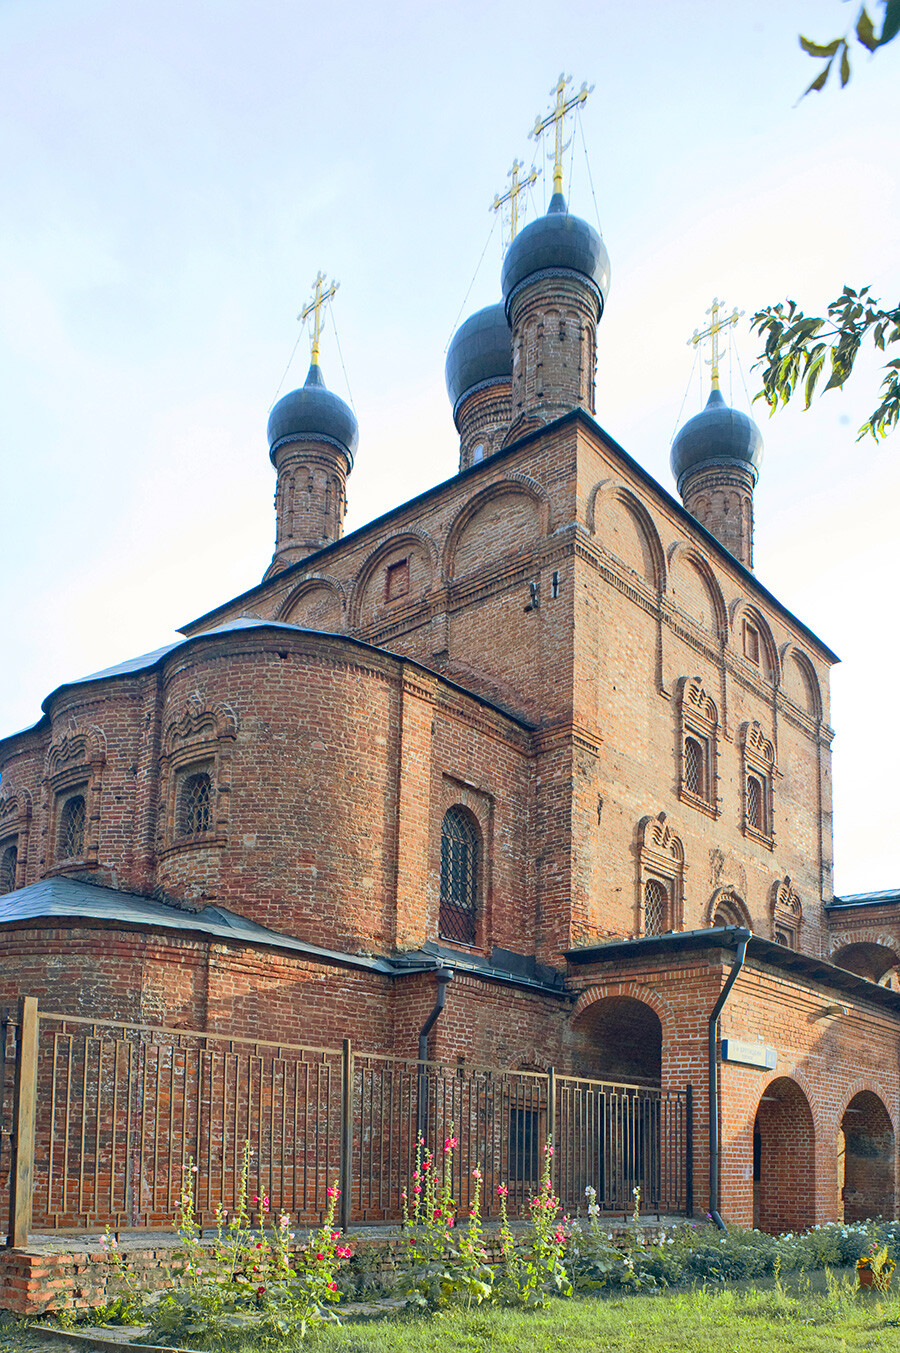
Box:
left=340, top=1038, right=352, bottom=1231
left=9, top=996, right=38, bottom=1248
left=547, top=1065, right=556, bottom=1191
left=685, top=1084, right=693, bottom=1215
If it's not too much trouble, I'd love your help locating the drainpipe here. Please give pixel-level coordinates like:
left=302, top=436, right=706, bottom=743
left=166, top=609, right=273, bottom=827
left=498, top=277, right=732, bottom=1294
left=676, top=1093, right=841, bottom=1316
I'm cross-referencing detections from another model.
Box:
left=708, top=930, right=751, bottom=1231
left=417, top=967, right=453, bottom=1137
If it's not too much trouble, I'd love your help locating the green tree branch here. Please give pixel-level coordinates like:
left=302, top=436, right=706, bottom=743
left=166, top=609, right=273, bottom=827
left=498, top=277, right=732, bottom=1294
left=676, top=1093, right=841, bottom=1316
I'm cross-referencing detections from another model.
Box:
left=750, top=289, right=900, bottom=440
left=800, top=1, right=899, bottom=94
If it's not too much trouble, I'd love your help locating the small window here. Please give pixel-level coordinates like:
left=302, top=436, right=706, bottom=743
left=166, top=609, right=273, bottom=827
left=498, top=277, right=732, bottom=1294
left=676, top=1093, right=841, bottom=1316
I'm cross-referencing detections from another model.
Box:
left=743, top=622, right=760, bottom=665
left=747, top=774, right=764, bottom=831
left=385, top=558, right=410, bottom=602
left=471, top=443, right=485, bottom=464
left=58, top=794, right=86, bottom=860
left=644, top=879, right=668, bottom=936
left=775, top=927, right=794, bottom=949
left=439, top=807, right=478, bottom=944
left=0, top=842, right=17, bottom=895
left=178, top=770, right=212, bottom=838
left=683, top=736, right=706, bottom=799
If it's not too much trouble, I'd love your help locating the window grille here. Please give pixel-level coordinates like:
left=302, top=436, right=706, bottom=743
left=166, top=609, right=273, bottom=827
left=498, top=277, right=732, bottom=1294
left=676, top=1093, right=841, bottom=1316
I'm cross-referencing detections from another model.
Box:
left=684, top=736, right=706, bottom=798
left=644, top=879, right=668, bottom=935
left=58, top=795, right=86, bottom=859
left=0, top=843, right=17, bottom=895
left=178, top=771, right=212, bottom=838
left=747, top=775, right=763, bottom=831
left=439, top=807, right=478, bottom=944
left=509, top=1106, right=540, bottom=1185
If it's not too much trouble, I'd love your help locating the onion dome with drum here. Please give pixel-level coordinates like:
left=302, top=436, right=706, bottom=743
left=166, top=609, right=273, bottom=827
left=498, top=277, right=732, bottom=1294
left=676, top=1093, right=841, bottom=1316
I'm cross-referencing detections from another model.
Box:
left=445, top=303, right=512, bottom=424
left=267, top=362, right=358, bottom=466
left=500, top=192, right=611, bottom=318
left=670, top=387, right=763, bottom=496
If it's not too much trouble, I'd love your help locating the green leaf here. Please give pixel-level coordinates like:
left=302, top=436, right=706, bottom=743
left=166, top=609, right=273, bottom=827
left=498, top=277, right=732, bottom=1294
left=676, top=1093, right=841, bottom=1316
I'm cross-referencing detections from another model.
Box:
left=804, top=63, right=832, bottom=94
left=799, top=35, right=841, bottom=56
left=856, top=7, right=880, bottom=50
left=881, top=0, right=900, bottom=44
left=840, top=44, right=851, bottom=85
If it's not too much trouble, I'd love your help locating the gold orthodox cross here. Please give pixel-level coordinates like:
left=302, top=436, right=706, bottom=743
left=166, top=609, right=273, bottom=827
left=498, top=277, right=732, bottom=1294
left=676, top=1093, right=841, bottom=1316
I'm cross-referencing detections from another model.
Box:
left=689, top=297, right=743, bottom=390
left=491, top=158, right=539, bottom=241
left=531, top=73, right=593, bottom=197
left=299, top=271, right=339, bottom=366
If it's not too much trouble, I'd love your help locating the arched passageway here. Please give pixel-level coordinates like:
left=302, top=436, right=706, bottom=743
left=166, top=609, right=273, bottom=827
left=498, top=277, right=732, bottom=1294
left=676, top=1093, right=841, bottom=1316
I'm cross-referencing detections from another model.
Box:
left=753, top=1077, right=815, bottom=1233
left=839, top=1091, right=895, bottom=1222
left=575, top=995, right=662, bottom=1087
left=832, top=943, right=900, bottom=990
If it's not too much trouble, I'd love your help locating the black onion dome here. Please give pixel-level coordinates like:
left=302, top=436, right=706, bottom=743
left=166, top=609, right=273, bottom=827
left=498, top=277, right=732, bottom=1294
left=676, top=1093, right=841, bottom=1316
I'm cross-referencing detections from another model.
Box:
left=444, top=302, right=512, bottom=418
left=267, top=363, right=358, bottom=466
left=500, top=192, right=611, bottom=316
left=670, top=387, right=763, bottom=493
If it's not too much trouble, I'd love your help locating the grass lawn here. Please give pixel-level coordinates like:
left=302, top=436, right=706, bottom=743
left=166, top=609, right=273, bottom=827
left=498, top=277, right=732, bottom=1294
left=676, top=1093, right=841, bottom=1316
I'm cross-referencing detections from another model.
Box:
left=303, top=1276, right=900, bottom=1352
left=5, top=1269, right=900, bottom=1352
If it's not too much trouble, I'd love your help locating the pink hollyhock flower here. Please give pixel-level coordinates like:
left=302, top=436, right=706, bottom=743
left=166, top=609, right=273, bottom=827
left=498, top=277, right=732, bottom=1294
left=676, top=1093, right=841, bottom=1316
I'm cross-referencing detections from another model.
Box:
left=326, top=1185, right=339, bottom=1198
left=472, top=1167, right=482, bottom=1180
left=329, top=1281, right=337, bottom=1291
left=497, top=1184, right=508, bottom=1197
left=257, top=1285, right=265, bottom=1297
left=316, top=1253, right=324, bottom=1261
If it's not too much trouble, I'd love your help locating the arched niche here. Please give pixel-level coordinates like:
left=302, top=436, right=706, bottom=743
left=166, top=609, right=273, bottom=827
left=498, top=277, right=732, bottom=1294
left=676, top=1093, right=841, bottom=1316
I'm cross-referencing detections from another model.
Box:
left=589, top=481, right=664, bottom=591
left=780, top=644, right=823, bottom=720
left=351, top=531, right=436, bottom=629
left=707, top=888, right=752, bottom=929
left=573, top=995, right=662, bottom=1087
left=279, top=578, right=344, bottom=631
left=753, top=1077, right=815, bottom=1233
left=668, top=545, right=726, bottom=638
left=729, top=600, right=780, bottom=684
left=444, top=479, right=548, bottom=581
left=839, top=1091, right=895, bottom=1222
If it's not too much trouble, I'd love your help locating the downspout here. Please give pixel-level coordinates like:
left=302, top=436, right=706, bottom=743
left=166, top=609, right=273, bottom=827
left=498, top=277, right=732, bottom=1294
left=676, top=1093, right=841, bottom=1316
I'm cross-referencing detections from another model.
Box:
left=708, top=930, right=750, bottom=1231
left=417, top=967, right=453, bottom=1137
left=418, top=966, right=453, bottom=1062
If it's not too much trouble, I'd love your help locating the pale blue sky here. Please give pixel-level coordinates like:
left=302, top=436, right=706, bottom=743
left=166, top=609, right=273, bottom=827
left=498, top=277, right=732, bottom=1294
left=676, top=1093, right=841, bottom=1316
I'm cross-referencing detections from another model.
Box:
left=1, top=0, right=898, bottom=892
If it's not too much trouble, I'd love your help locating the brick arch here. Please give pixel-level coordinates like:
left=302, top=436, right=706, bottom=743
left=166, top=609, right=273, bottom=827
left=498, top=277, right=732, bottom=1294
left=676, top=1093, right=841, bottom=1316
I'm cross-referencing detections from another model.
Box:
left=753, top=1073, right=817, bottom=1232
left=756, top=1065, right=826, bottom=1138
left=163, top=697, right=238, bottom=755
left=442, top=475, right=551, bottom=582
left=729, top=599, right=780, bottom=684
left=275, top=574, right=346, bottom=623
left=829, top=927, right=900, bottom=956
left=46, top=723, right=107, bottom=776
left=706, top=887, right=752, bottom=929
left=586, top=480, right=666, bottom=592
left=667, top=543, right=727, bottom=639
left=779, top=642, right=823, bottom=720
left=572, top=979, right=674, bottom=1028
left=348, top=529, right=438, bottom=628
left=835, top=1080, right=897, bottom=1133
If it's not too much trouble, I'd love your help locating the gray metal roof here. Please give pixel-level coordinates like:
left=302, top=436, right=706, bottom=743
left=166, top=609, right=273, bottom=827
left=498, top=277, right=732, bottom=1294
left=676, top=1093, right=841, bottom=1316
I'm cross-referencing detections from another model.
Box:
left=0, top=877, right=395, bottom=974
left=828, top=889, right=900, bottom=909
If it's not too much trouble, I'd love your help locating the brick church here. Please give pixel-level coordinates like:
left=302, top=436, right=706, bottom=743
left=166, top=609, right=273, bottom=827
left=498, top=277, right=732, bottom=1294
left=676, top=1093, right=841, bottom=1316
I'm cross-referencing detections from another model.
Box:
left=2, top=129, right=900, bottom=1235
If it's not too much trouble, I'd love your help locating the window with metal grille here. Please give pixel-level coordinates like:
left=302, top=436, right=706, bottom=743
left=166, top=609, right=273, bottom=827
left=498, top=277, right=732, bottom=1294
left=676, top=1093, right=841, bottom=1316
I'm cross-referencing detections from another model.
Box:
left=509, top=1106, right=540, bottom=1185
left=746, top=774, right=764, bottom=831
left=684, top=736, right=706, bottom=799
left=58, top=794, right=86, bottom=859
left=178, top=771, right=212, bottom=838
left=644, top=879, right=668, bottom=935
left=775, top=927, right=794, bottom=949
left=439, top=807, right=478, bottom=944
left=0, top=843, right=17, bottom=895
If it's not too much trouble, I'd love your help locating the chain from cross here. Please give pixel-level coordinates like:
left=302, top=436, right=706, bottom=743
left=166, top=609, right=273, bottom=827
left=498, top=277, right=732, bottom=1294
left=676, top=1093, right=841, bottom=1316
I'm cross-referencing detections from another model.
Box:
left=491, top=159, right=539, bottom=242
left=299, top=271, right=340, bottom=366
left=690, top=297, right=743, bottom=390
left=530, top=73, right=593, bottom=197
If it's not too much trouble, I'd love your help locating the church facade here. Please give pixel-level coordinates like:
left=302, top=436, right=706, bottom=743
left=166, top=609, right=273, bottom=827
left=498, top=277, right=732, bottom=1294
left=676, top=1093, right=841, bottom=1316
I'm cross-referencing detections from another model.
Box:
left=2, top=173, right=900, bottom=1235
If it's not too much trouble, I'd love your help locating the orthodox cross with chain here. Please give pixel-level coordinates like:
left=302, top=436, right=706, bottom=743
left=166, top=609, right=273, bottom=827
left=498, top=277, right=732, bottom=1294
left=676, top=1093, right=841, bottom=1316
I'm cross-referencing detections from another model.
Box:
left=299, top=272, right=339, bottom=366
left=491, top=158, right=539, bottom=241
left=689, top=297, right=743, bottom=390
left=530, top=73, right=592, bottom=197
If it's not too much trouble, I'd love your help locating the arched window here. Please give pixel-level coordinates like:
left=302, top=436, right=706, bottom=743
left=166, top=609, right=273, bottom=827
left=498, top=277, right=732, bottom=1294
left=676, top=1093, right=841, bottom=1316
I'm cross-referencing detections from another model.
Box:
left=684, top=736, right=705, bottom=798
left=178, top=771, right=212, bottom=838
left=712, top=891, right=749, bottom=928
left=0, top=842, right=17, bottom=895
left=58, top=794, right=86, bottom=860
left=746, top=774, right=764, bottom=831
left=741, top=722, right=775, bottom=845
left=644, top=879, right=668, bottom=936
left=439, top=807, right=478, bottom=944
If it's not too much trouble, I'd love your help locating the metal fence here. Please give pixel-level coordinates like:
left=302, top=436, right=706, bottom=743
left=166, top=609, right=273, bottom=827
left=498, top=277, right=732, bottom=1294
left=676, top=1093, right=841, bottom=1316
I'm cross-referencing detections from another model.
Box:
left=2, top=997, right=692, bottom=1243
